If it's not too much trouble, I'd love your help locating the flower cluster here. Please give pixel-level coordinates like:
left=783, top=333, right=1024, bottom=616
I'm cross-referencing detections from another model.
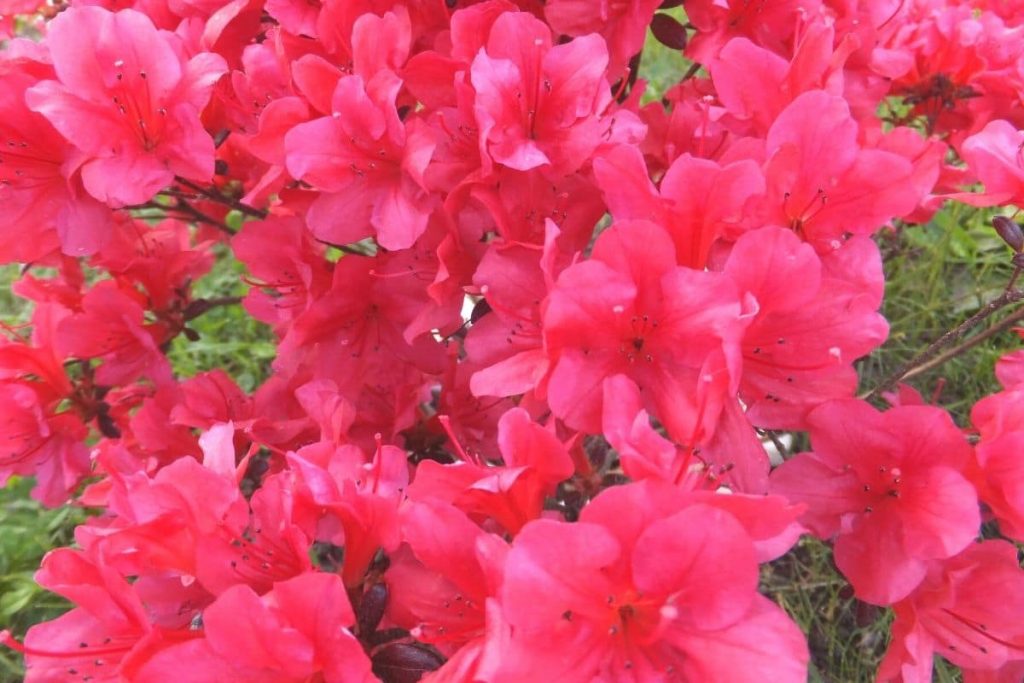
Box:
left=2, top=0, right=1024, bottom=681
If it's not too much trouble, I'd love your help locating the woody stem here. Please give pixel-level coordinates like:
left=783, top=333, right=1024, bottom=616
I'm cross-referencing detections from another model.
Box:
left=864, top=288, right=1024, bottom=400
left=899, top=306, right=1024, bottom=383
left=173, top=176, right=268, bottom=220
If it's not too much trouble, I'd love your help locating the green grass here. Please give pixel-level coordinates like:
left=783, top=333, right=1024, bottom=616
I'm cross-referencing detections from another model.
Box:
left=0, top=478, right=87, bottom=680
left=165, top=243, right=277, bottom=393
left=862, top=208, right=1014, bottom=417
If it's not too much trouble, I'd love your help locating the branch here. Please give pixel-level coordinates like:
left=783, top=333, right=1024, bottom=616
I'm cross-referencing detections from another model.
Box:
left=166, top=200, right=234, bottom=234
left=183, top=296, right=243, bottom=321
left=864, top=288, right=1024, bottom=400
left=123, top=199, right=234, bottom=235
left=899, top=306, right=1024, bottom=382
left=313, top=237, right=373, bottom=256
left=174, top=177, right=268, bottom=219
left=681, top=61, right=702, bottom=81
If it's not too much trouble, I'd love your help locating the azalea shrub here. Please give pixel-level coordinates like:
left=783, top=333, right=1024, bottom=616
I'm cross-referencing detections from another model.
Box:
left=2, top=0, right=1024, bottom=680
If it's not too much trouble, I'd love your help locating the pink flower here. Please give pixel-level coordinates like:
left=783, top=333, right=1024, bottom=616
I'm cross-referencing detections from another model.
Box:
left=0, top=54, right=111, bottom=259
left=231, top=215, right=333, bottom=329
left=770, top=400, right=980, bottom=604
left=26, top=7, right=226, bottom=207
left=543, top=219, right=748, bottom=443
left=723, top=227, right=888, bottom=429
left=133, top=572, right=376, bottom=683
left=878, top=541, right=1024, bottom=683
left=288, top=439, right=408, bottom=585
left=685, top=0, right=821, bottom=63
left=273, top=250, right=447, bottom=407
left=284, top=71, right=436, bottom=250
left=543, top=0, right=663, bottom=81
left=708, top=20, right=854, bottom=135
left=594, top=144, right=765, bottom=269
left=602, top=374, right=810, bottom=525
left=57, top=282, right=173, bottom=387
left=970, top=386, right=1024, bottom=542
left=470, top=12, right=622, bottom=177
left=1, top=548, right=196, bottom=682
left=759, top=90, right=921, bottom=250
left=0, top=382, right=90, bottom=507
left=407, top=407, right=574, bottom=535
left=478, top=481, right=808, bottom=681
left=958, top=120, right=1024, bottom=206
left=385, top=499, right=507, bottom=651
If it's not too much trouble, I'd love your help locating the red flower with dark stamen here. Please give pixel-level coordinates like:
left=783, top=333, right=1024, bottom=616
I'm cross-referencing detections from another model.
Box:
left=26, top=7, right=226, bottom=207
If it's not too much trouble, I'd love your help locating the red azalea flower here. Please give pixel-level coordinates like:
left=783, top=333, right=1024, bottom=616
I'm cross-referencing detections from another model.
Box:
left=132, top=572, right=376, bottom=683
left=478, top=481, right=809, bottom=681
left=26, top=7, right=226, bottom=207
left=594, top=144, right=765, bottom=269
left=771, top=399, right=980, bottom=604
left=469, top=11, right=620, bottom=177
left=407, top=407, right=574, bottom=535
left=958, top=120, right=1024, bottom=206
left=57, top=282, right=173, bottom=388
left=385, top=499, right=507, bottom=652
left=1, top=548, right=198, bottom=683
left=543, top=219, right=748, bottom=444
left=759, top=90, right=922, bottom=249
left=0, top=54, right=111, bottom=260
left=285, top=71, right=437, bottom=250
left=543, top=0, right=663, bottom=82
left=878, top=541, right=1024, bottom=683
left=723, top=227, right=888, bottom=430
left=288, top=439, right=408, bottom=585
left=0, top=382, right=90, bottom=506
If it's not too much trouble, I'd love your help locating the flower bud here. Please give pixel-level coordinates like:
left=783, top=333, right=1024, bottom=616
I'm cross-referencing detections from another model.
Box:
left=993, top=216, right=1024, bottom=252
left=372, top=643, right=445, bottom=683
left=651, top=14, right=688, bottom=50
left=356, top=583, right=388, bottom=637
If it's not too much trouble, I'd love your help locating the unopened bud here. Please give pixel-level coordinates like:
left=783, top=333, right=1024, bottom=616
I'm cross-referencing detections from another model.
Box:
left=651, top=13, right=688, bottom=50
left=356, top=583, right=388, bottom=637
left=993, top=216, right=1024, bottom=252
left=372, top=643, right=444, bottom=683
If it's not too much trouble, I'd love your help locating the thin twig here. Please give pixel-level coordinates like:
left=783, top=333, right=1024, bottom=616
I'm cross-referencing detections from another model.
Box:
left=123, top=200, right=233, bottom=234
left=183, top=296, right=243, bottom=321
left=757, top=428, right=789, bottom=460
left=174, top=176, right=268, bottom=219
left=681, top=61, right=702, bottom=81
left=1006, top=264, right=1022, bottom=293
left=864, top=288, right=1024, bottom=400
left=313, top=237, right=374, bottom=256
left=899, top=306, right=1024, bottom=382
left=168, top=199, right=235, bottom=235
